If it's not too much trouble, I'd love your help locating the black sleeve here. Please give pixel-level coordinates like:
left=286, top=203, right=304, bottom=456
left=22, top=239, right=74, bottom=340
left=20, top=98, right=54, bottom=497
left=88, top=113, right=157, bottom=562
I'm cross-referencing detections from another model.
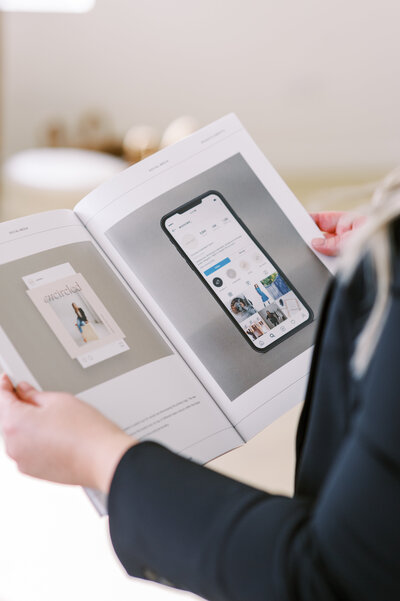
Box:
left=107, top=263, right=400, bottom=601
left=108, top=386, right=400, bottom=601
left=108, top=441, right=313, bottom=601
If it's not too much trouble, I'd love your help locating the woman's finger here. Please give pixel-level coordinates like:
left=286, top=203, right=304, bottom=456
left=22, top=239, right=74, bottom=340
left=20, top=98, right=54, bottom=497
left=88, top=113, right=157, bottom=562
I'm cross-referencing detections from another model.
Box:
left=16, top=381, right=41, bottom=406
left=311, top=234, right=342, bottom=256
left=0, top=373, right=14, bottom=392
left=335, top=213, right=356, bottom=236
left=0, top=375, right=21, bottom=421
left=310, top=212, right=345, bottom=234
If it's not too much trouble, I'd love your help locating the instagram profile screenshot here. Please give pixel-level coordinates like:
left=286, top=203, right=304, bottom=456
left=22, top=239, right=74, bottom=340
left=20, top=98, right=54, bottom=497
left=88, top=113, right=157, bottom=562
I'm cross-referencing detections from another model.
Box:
left=162, top=191, right=312, bottom=352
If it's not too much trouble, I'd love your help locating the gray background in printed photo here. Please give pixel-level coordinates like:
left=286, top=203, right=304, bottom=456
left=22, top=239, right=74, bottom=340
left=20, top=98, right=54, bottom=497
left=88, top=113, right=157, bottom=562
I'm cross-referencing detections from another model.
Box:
left=106, top=153, right=332, bottom=401
left=0, top=242, right=171, bottom=394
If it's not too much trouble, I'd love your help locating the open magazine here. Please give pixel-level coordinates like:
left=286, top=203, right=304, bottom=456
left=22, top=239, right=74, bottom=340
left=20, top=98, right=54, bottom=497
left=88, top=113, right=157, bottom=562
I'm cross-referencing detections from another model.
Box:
left=0, top=114, right=334, bottom=512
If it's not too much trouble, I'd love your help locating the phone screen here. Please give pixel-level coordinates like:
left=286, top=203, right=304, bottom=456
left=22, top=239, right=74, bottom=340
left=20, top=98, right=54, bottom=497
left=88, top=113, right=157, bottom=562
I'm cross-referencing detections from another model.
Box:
left=162, top=191, right=312, bottom=351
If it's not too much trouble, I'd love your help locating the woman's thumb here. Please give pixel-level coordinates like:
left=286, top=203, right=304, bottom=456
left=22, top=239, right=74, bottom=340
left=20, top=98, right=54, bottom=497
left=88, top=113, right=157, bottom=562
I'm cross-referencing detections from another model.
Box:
left=16, top=381, right=41, bottom=405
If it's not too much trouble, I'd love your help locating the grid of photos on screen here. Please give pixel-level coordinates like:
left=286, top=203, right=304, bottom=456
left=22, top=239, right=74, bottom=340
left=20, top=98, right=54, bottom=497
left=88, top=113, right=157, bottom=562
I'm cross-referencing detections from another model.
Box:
left=226, top=272, right=307, bottom=347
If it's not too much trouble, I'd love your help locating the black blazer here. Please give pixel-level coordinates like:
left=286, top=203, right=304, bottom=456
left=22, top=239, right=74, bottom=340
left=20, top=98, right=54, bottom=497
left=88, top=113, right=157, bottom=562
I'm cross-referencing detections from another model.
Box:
left=76, top=308, right=87, bottom=322
left=108, top=249, right=400, bottom=601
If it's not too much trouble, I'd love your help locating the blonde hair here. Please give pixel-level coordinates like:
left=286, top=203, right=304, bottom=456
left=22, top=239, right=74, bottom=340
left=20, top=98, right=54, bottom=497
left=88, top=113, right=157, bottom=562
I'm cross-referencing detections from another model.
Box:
left=340, top=166, right=400, bottom=378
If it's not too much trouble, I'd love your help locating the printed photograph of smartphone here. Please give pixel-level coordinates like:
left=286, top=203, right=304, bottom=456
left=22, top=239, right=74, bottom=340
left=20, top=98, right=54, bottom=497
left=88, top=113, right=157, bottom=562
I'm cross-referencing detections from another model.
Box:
left=161, top=191, right=313, bottom=352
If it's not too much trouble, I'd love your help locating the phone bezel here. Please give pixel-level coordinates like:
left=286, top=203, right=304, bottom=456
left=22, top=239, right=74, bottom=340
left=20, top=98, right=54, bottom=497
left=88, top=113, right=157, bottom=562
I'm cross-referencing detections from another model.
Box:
left=160, top=190, right=314, bottom=353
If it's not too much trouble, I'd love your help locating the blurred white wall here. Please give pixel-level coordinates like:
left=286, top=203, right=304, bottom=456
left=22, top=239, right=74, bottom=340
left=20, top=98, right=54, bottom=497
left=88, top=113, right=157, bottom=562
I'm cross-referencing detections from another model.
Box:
left=2, top=0, right=400, bottom=177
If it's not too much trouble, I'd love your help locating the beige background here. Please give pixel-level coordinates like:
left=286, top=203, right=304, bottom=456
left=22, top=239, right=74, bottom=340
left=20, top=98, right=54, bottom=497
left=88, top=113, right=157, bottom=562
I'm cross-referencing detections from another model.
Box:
left=2, top=1, right=400, bottom=180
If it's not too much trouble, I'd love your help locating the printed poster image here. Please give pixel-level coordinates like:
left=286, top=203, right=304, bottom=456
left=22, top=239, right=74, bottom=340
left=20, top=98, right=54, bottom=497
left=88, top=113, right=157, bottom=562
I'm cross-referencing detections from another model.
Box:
left=25, top=270, right=128, bottom=366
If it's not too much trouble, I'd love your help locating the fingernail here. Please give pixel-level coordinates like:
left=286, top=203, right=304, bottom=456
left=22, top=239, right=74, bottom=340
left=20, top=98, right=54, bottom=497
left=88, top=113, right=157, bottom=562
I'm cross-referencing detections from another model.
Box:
left=17, top=381, right=32, bottom=392
left=312, top=238, right=325, bottom=247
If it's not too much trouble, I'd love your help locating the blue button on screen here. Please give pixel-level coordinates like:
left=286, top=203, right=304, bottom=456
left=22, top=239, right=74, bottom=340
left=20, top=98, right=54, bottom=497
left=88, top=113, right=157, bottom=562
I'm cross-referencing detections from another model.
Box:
left=204, top=257, right=231, bottom=276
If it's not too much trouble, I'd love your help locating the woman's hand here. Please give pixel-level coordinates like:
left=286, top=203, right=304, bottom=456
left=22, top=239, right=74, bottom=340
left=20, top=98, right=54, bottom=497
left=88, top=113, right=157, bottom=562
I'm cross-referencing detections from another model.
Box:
left=0, top=374, right=134, bottom=494
left=311, top=211, right=366, bottom=256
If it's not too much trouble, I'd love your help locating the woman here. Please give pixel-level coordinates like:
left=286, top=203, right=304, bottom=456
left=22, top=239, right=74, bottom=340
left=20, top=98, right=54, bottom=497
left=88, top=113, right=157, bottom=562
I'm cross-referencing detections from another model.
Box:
left=0, top=172, right=399, bottom=601
left=72, top=302, right=88, bottom=342
left=254, top=283, right=269, bottom=306
left=231, top=296, right=257, bottom=320
left=266, top=310, right=279, bottom=327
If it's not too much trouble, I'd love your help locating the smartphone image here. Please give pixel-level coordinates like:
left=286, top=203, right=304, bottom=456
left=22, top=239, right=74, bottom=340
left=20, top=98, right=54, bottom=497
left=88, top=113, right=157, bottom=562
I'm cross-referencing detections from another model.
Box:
left=161, top=191, right=313, bottom=352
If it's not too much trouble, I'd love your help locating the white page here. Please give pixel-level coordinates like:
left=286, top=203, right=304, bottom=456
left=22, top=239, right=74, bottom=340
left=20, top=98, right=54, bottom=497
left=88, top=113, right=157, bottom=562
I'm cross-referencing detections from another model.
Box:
left=75, top=114, right=336, bottom=440
left=0, top=210, right=242, bottom=469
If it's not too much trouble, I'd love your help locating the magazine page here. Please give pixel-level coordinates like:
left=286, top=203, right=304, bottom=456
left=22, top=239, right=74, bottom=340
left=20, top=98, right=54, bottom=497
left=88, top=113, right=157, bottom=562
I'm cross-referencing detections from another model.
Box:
left=0, top=210, right=242, bottom=470
left=74, top=114, right=335, bottom=440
